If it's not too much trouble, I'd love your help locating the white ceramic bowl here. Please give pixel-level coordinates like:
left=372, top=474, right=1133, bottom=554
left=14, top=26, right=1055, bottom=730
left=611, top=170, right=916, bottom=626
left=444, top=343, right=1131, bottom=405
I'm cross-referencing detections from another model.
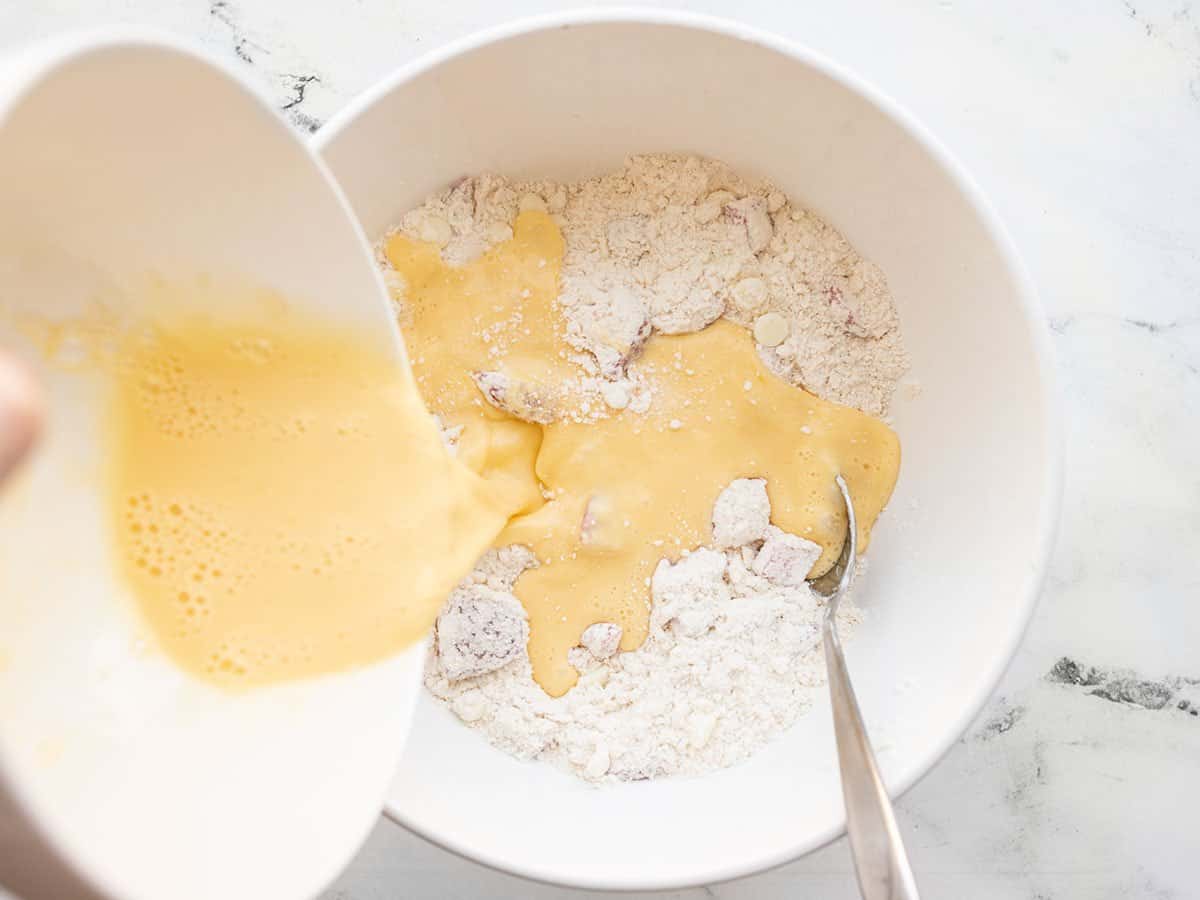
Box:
left=0, top=32, right=421, bottom=900
left=317, top=10, right=1062, bottom=891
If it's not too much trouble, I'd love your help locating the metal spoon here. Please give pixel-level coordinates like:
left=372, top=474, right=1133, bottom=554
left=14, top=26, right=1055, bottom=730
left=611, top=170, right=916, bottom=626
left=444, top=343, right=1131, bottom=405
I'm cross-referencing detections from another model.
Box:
left=810, top=475, right=921, bottom=900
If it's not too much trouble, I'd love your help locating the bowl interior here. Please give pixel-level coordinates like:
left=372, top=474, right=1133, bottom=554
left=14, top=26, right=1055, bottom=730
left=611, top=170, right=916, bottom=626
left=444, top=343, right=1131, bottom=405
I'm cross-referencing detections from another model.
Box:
left=317, top=15, right=1058, bottom=890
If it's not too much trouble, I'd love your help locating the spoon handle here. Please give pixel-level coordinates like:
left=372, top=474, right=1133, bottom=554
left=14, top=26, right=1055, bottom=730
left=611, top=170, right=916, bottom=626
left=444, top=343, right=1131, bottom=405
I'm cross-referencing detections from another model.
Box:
left=823, top=618, right=921, bottom=900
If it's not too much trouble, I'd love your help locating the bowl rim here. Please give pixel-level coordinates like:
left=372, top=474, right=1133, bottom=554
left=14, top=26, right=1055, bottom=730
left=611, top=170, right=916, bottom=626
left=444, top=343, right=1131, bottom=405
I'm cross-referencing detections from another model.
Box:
left=312, top=7, right=1064, bottom=891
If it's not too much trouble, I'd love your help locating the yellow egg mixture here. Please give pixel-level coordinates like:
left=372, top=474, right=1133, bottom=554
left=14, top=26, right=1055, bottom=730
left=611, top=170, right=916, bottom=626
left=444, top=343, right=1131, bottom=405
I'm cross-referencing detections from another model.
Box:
left=384, top=211, right=900, bottom=697
left=107, top=211, right=898, bottom=694
left=108, top=312, right=514, bottom=686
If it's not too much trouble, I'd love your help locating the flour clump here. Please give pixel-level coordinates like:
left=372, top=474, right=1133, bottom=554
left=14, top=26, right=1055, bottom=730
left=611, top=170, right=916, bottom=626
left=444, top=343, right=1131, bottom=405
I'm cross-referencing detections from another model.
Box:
left=712, top=478, right=771, bottom=549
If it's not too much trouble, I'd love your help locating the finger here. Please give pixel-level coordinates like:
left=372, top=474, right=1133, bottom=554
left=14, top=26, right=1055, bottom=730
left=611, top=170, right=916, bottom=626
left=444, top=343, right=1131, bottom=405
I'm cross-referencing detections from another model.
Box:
left=0, top=355, right=42, bottom=479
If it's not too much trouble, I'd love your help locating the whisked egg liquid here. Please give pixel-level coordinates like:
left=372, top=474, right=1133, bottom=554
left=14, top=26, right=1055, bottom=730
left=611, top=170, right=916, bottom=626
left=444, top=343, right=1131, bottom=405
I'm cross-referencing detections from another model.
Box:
left=108, top=308, right=515, bottom=687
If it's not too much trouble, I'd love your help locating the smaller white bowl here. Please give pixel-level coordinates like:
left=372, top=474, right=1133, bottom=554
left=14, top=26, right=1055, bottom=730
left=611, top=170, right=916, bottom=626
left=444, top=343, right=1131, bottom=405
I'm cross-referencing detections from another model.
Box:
left=317, top=10, right=1062, bottom=891
left=0, top=31, right=420, bottom=900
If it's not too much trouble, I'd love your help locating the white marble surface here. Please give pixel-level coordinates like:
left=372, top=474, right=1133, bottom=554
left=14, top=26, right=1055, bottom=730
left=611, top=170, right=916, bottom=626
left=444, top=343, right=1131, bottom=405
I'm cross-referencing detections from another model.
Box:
left=3, top=1, right=1199, bottom=898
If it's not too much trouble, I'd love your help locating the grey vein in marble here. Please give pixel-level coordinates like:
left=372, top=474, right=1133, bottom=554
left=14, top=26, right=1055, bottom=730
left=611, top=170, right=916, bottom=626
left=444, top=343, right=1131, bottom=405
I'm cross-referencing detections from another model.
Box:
left=1048, top=657, right=1200, bottom=713
left=205, top=0, right=327, bottom=132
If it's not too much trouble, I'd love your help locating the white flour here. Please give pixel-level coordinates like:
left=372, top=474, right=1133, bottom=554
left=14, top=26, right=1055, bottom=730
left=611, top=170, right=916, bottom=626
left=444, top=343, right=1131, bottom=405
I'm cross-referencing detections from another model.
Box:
left=425, top=482, right=862, bottom=782
left=392, top=153, right=907, bottom=417
left=386, top=155, right=906, bottom=782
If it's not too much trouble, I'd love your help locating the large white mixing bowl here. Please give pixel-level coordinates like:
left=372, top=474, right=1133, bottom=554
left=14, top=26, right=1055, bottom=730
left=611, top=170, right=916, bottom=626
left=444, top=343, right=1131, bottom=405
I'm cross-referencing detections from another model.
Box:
left=315, top=9, right=1062, bottom=891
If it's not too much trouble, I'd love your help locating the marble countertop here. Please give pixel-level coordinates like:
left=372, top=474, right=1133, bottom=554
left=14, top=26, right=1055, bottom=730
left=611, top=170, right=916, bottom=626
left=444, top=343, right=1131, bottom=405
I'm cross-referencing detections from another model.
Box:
left=4, top=1, right=1198, bottom=898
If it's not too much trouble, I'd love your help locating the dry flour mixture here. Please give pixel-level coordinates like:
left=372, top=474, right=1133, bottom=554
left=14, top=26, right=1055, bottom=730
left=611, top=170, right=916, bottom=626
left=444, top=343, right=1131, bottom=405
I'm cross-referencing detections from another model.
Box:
left=382, top=154, right=907, bottom=782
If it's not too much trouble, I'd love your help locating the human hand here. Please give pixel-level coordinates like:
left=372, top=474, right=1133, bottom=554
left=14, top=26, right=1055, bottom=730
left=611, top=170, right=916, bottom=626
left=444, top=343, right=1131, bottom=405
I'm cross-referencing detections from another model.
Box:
left=0, top=354, right=41, bottom=479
